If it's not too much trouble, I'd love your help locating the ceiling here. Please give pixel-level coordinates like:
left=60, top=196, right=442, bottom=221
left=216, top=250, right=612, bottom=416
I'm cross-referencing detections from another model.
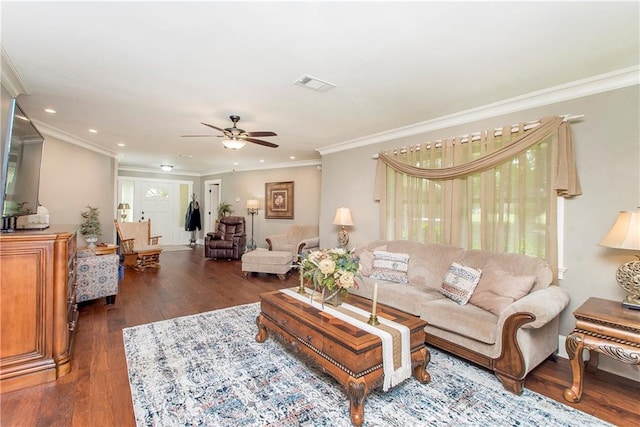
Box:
left=1, top=2, right=638, bottom=175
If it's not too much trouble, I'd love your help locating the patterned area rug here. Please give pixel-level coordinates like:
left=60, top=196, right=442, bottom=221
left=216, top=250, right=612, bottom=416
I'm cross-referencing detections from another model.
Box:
left=123, top=302, right=610, bottom=427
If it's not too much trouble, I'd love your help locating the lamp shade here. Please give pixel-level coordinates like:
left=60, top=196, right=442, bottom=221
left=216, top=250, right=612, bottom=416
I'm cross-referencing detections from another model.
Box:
left=246, top=199, right=260, bottom=210
left=333, top=207, right=354, bottom=226
left=599, top=210, right=640, bottom=250
left=118, top=203, right=125, bottom=210
left=222, top=138, right=246, bottom=150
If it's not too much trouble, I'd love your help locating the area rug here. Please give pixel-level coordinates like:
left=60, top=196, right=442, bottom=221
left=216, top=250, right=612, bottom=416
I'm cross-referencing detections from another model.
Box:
left=123, top=302, right=610, bottom=427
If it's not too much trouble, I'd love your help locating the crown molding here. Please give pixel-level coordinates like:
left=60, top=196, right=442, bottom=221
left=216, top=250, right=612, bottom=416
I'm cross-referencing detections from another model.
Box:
left=198, top=159, right=322, bottom=177
left=0, top=45, right=30, bottom=97
left=33, top=119, right=120, bottom=158
left=118, top=159, right=322, bottom=177
left=317, top=65, right=640, bottom=156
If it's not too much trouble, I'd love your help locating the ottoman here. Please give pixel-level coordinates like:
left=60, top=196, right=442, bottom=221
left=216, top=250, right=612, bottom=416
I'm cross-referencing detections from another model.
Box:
left=242, top=249, right=294, bottom=280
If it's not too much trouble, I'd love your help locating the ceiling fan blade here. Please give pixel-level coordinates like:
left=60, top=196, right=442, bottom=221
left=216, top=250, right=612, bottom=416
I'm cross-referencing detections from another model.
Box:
left=201, top=122, right=226, bottom=132
left=244, top=137, right=279, bottom=148
left=246, top=131, right=277, bottom=137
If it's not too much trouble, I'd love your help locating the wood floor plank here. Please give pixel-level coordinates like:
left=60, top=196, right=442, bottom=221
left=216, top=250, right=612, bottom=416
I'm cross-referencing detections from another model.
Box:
left=1, top=247, right=637, bottom=426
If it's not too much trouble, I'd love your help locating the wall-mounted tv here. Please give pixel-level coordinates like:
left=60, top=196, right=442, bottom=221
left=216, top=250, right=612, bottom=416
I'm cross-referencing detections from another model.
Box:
left=0, top=96, right=45, bottom=232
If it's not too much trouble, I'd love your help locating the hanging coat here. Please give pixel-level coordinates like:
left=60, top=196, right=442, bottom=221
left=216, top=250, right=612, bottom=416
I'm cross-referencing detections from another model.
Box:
left=185, top=201, right=202, bottom=231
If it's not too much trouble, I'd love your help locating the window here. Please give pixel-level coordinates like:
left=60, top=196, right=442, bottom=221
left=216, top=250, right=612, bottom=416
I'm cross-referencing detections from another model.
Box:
left=375, top=116, right=581, bottom=280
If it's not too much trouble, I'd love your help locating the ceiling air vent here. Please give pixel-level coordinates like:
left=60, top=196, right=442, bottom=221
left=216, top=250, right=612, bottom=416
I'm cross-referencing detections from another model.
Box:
left=294, top=75, right=336, bottom=92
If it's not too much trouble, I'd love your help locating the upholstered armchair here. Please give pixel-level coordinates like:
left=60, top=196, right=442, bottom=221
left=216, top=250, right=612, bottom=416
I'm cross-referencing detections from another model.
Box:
left=204, top=216, right=246, bottom=260
left=75, top=252, right=120, bottom=304
left=266, top=225, right=319, bottom=257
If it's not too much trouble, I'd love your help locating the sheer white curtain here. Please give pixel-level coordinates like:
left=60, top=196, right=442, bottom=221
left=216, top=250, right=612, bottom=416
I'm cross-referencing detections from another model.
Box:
left=374, top=116, right=581, bottom=280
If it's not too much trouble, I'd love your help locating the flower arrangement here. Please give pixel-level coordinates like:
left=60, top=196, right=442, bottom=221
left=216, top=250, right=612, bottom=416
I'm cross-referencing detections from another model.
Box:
left=300, top=248, right=360, bottom=302
left=79, top=205, right=102, bottom=236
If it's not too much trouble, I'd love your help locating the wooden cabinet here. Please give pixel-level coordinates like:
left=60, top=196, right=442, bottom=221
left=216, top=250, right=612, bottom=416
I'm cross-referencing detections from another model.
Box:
left=0, top=225, right=78, bottom=393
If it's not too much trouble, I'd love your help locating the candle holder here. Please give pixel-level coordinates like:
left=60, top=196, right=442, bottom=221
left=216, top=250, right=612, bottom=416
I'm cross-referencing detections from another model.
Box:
left=297, top=281, right=308, bottom=295
left=367, top=314, right=380, bottom=325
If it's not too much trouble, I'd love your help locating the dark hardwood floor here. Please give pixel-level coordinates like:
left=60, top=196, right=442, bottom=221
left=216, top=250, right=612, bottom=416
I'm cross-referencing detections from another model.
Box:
left=1, top=247, right=638, bottom=426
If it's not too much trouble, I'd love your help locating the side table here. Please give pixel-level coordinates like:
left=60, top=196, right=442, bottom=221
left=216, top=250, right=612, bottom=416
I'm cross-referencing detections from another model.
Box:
left=78, top=243, right=118, bottom=255
left=563, top=297, right=640, bottom=402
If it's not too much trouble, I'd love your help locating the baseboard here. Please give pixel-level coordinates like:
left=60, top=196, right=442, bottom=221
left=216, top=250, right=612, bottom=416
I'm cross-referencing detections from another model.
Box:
left=557, top=335, right=640, bottom=382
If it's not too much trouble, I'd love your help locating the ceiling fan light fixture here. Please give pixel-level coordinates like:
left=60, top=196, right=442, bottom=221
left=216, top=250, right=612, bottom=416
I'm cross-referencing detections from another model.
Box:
left=222, top=138, right=246, bottom=150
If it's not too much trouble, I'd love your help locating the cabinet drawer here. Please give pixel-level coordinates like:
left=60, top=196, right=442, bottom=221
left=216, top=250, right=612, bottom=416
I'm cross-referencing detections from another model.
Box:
left=267, top=306, right=326, bottom=352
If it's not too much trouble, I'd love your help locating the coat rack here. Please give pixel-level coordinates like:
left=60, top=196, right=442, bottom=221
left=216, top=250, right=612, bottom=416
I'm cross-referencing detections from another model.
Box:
left=185, top=193, right=201, bottom=247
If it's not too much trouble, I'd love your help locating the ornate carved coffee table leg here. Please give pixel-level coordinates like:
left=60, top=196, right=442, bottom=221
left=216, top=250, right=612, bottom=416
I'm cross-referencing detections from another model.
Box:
left=255, top=314, right=268, bottom=343
left=347, top=378, right=367, bottom=427
left=412, top=346, right=431, bottom=383
left=563, top=332, right=585, bottom=402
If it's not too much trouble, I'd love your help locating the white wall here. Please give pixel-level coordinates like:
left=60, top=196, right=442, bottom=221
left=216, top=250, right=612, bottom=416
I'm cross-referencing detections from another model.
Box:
left=39, top=136, right=117, bottom=246
left=320, top=85, right=640, bottom=380
left=201, top=165, right=322, bottom=249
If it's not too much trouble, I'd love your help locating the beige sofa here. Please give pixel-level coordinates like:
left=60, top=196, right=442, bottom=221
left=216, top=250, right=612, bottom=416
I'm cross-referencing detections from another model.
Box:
left=351, top=240, right=570, bottom=394
left=266, top=225, right=319, bottom=257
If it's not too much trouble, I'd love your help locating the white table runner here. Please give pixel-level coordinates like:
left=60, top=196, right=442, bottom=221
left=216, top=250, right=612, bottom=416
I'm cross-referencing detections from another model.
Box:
left=280, top=287, right=411, bottom=391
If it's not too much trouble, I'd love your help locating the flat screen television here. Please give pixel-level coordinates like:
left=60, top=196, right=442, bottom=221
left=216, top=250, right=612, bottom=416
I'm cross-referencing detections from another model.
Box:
left=0, top=97, right=45, bottom=232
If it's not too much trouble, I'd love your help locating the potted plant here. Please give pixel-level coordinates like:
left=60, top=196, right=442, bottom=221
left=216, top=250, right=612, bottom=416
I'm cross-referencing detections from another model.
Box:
left=217, top=201, right=233, bottom=220
left=80, top=205, right=102, bottom=248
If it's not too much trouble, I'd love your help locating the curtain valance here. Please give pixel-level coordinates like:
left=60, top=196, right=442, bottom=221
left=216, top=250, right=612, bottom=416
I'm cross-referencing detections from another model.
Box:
left=376, top=115, right=581, bottom=199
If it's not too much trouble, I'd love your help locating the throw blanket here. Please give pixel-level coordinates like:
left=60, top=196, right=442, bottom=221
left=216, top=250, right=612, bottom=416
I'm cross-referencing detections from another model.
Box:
left=281, top=288, right=411, bottom=391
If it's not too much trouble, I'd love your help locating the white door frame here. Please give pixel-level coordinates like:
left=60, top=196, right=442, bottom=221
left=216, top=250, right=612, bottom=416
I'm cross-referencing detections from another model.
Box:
left=203, top=179, right=222, bottom=237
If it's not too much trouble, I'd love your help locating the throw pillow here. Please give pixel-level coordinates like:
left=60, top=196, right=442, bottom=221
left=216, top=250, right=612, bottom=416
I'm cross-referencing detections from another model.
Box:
left=469, top=261, right=536, bottom=315
left=439, top=262, right=482, bottom=305
left=369, top=250, right=410, bottom=284
left=357, top=244, right=387, bottom=277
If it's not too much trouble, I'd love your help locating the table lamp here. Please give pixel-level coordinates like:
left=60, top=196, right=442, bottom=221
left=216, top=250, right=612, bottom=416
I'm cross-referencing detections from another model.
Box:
left=333, top=207, right=354, bottom=249
left=118, top=203, right=130, bottom=222
left=599, top=209, right=640, bottom=309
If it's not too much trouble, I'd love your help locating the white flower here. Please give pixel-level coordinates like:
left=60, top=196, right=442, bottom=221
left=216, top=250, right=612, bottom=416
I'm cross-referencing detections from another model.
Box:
left=318, top=258, right=335, bottom=275
left=337, top=271, right=355, bottom=289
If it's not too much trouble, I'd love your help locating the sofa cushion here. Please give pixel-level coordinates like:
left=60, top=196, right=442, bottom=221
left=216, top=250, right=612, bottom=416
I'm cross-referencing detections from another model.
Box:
left=351, top=277, right=445, bottom=316
left=422, top=297, right=498, bottom=345
left=369, top=250, right=410, bottom=283
left=356, top=244, right=387, bottom=277
left=439, top=262, right=482, bottom=305
left=469, top=260, right=537, bottom=315
left=459, top=249, right=553, bottom=292
left=386, top=241, right=465, bottom=291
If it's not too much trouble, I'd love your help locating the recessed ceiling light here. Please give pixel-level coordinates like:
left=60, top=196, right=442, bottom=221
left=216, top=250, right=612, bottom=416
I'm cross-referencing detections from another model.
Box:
left=259, top=159, right=265, bottom=163
left=160, top=164, right=173, bottom=172
left=290, top=156, right=296, bottom=160
left=178, top=154, right=193, bottom=158
left=44, top=108, right=56, bottom=114
left=117, top=143, right=126, bottom=147
left=233, top=162, right=239, bottom=166
left=89, top=129, right=98, bottom=133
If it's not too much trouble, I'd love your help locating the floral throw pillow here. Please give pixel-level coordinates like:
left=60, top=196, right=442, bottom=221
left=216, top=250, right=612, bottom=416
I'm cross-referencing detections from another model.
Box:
left=440, top=262, right=482, bottom=305
left=369, top=250, right=410, bottom=284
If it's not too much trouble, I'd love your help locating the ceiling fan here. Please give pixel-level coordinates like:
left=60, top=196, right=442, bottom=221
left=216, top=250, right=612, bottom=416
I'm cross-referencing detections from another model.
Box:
left=182, top=115, right=278, bottom=149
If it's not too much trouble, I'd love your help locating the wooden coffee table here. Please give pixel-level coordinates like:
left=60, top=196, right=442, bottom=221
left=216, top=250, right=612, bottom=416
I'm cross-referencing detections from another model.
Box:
left=255, top=289, right=431, bottom=426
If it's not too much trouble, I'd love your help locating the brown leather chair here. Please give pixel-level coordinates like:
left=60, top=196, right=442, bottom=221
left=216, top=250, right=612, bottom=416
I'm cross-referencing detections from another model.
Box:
left=204, top=216, right=246, bottom=259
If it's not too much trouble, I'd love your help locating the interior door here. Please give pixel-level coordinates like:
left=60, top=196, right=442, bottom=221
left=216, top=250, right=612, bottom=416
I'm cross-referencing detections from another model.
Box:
left=135, top=181, right=178, bottom=245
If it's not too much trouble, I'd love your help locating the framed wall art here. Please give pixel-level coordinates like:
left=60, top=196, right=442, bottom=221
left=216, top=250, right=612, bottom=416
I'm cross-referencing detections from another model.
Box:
left=265, top=181, right=294, bottom=219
